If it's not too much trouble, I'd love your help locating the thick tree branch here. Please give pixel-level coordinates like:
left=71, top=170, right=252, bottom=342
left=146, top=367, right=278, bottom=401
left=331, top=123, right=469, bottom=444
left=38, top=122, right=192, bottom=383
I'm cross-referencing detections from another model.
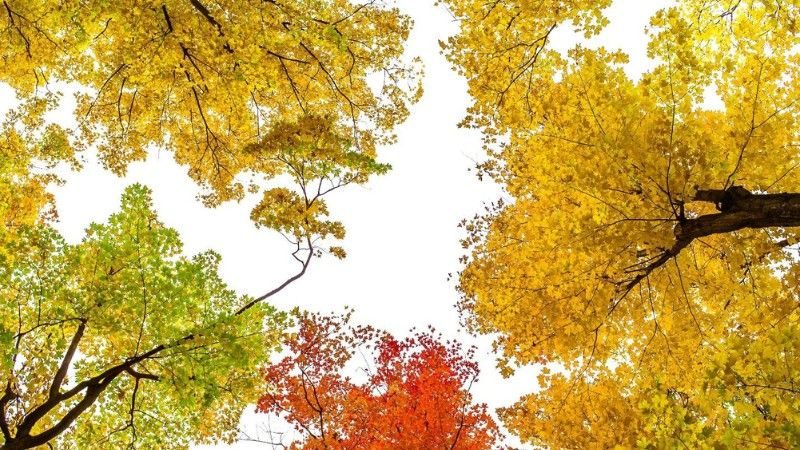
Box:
left=1, top=239, right=313, bottom=449
left=188, top=0, right=224, bottom=35
left=49, top=320, right=86, bottom=398
left=7, top=346, right=161, bottom=449
left=124, top=367, right=159, bottom=382
left=679, top=188, right=800, bottom=240
left=620, top=187, right=800, bottom=294
left=186, top=0, right=233, bottom=53
left=2, top=370, right=119, bottom=450
left=0, top=384, right=16, bottom=441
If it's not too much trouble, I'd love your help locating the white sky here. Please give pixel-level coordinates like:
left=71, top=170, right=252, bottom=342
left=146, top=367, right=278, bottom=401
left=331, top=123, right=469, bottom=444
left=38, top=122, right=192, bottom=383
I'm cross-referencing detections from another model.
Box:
left=4, top=0, right=675, bottom=447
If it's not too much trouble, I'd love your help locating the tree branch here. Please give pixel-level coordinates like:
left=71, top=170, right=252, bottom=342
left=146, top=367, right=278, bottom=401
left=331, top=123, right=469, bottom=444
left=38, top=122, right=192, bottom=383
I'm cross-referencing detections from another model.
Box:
left=619, top=187, right=800, bottom=295
left=2, top=240, right=314, bottom=449
left=49, top=320, right=86, bottom=398
left=0, top=384, right=16, bottom=441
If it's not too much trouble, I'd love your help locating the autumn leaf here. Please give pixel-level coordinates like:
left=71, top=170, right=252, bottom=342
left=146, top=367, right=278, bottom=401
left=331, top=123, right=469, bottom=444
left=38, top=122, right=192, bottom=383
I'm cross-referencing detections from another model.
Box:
left=257, top=311, right=504, bottom=450
left=443, top=0, right=800, bottom=447
left=0, top=2, right=421, bottom=448
left=0, top=184, right=288, bottom=449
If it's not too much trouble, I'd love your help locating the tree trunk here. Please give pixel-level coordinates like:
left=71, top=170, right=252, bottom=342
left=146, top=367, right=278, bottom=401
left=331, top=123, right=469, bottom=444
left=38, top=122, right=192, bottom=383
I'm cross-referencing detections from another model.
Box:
left=621, top=187, right=800, bottom=293
left=676, top=187, right=800, bottom=241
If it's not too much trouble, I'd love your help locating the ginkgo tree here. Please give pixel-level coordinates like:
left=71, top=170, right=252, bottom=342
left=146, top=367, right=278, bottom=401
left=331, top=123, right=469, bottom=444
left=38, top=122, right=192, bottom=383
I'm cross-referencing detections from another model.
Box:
left=443, top=0, right=800, bottom=447
left=0, top=0, right=420, bottom=448
left=255, top=311, right=503, bottom=450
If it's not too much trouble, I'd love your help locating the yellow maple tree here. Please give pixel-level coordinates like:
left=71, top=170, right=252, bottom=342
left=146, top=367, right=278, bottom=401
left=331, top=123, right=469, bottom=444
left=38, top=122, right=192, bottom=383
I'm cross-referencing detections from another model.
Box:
left=0, top=99, right=78, bottom=254
left=443, top=0, right=800, bottom=447
left=1, top=0, right=421, bottom=206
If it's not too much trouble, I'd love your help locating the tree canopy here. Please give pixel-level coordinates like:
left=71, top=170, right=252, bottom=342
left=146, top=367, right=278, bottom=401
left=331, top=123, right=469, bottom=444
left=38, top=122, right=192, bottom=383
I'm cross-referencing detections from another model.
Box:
left=443, top=0, right=800, bottom=447
left=256, top=311, right=502, bottom=450
left=7, top=0, right=800, bottom=448
left=0, top=183, right=286, bottom=449
left=0, top=0, right=420, bottom=448
left=1, top=0, right=421, bottom=205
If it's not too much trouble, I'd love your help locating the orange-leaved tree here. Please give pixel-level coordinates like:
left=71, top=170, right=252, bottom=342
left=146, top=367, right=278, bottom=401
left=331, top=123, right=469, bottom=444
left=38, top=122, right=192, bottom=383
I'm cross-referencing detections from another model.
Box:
left=255, top=311, right=503, bottom=449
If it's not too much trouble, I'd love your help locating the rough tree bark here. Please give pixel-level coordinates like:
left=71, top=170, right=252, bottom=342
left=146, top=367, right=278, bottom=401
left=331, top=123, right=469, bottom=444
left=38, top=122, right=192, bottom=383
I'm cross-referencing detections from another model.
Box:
left=621, top=186, right=800, bottom=294
left=677, top=187, right=800, bottom=241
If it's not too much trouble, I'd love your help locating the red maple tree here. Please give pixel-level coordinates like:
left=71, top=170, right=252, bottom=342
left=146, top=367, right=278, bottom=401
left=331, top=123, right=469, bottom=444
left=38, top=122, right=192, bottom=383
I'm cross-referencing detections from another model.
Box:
left=256, top=311, right=503, bottom=449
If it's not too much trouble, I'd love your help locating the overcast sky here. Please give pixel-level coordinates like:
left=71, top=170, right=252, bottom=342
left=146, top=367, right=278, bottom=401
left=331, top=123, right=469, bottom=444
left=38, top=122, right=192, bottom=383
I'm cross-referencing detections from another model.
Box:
left=32, top=0, right=673, bottom=447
